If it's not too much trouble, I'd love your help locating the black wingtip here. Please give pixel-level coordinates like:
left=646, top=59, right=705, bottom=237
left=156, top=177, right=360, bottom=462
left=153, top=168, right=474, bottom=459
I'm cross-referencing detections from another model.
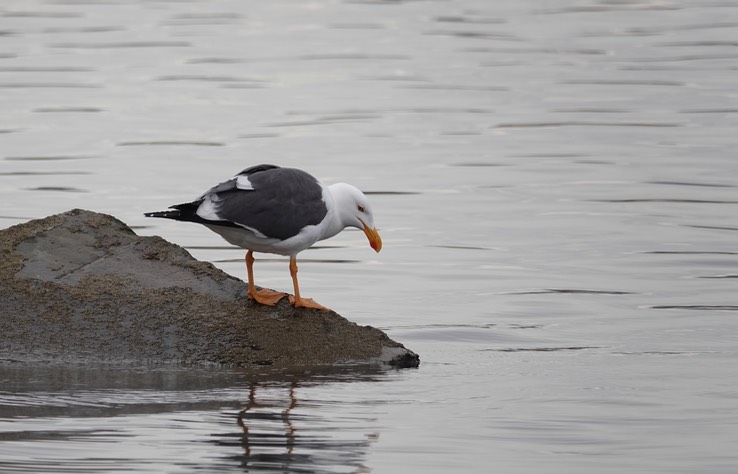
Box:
left=144, top=210, right=180, bottom=219
left=145, top=200, right=205, bottom=222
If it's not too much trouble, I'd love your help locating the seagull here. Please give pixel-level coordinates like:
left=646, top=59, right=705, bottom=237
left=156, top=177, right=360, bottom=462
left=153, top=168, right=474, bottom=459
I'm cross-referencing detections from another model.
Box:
left=144, top=164, right=382, bottom=310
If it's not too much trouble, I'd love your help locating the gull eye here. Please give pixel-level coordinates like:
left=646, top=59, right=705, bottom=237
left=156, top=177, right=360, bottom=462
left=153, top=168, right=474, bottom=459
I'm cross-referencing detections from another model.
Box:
left=357, top=205, right=365, bottom=213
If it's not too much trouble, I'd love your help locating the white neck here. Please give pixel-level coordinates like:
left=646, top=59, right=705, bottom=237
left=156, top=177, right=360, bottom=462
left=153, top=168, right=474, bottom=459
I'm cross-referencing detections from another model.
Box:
left=320, top=183, right=359, bottom=240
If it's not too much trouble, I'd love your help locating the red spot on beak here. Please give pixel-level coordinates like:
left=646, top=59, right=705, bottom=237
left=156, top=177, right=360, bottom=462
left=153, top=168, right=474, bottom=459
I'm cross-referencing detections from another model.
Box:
left=363, top=224, right=382, bottom=253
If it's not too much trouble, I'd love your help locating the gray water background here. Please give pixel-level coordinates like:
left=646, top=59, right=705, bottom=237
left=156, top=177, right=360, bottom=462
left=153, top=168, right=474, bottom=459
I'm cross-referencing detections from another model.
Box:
left=1, top=0, right=737, bottom=472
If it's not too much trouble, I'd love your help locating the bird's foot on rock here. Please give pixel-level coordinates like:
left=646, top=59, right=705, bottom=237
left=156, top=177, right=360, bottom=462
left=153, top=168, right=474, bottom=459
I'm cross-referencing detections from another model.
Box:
left=249, top=287, right=287, bottom=306
left=289, top=295, right=329, bottom=311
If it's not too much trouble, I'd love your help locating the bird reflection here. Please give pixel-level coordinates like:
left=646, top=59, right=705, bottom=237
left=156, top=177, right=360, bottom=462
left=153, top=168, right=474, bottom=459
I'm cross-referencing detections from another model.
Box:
left=282, top=382, right=297, bottom=454
left=231, top=377, right=380, bottom=472
left=236, top=380, right=298, bottom=460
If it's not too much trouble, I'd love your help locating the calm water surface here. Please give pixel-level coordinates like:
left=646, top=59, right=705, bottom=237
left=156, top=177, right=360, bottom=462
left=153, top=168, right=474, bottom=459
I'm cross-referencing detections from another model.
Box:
left=2, top=0, right=738, bottom=472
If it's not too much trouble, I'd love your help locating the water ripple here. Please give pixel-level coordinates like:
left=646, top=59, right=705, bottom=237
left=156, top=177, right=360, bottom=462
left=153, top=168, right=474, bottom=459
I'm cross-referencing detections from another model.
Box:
left=0, top=66, right=93, bottom=72
left=594, top=198, right=738, bottom=204
left=0, top=82, right=100, bottom=88
left=485, top=346, right=603, bottom=353
left=1, top=10, right=83, bottom=18
left=49, top=41, right=191, bottom=49
left=502, top=288, right=635, bottom=296
left=494, top=121, right=682, bottom=128
left=646, top=180, right=736, bottom=188
left=33, top=107, right=103, bottom=113
left=117, top=141, right=225, bottom=147
left=5, top=155, right=97, bottom=161
left=25, top=186, right=88, bottom=193
left=651, top=305, right=738, bottom=311
left=561, top=79, right=685, bottom=87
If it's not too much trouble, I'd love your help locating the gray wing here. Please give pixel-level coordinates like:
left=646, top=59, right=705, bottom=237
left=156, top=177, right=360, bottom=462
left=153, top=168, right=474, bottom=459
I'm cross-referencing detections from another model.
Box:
left=204, top=166, right=328, bottom=241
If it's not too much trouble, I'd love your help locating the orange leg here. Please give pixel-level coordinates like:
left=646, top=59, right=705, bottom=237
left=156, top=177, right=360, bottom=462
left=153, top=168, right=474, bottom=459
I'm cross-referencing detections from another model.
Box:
left=245, top=251, right=286, bottom=305
left=288, top=257, right=328, bottom=310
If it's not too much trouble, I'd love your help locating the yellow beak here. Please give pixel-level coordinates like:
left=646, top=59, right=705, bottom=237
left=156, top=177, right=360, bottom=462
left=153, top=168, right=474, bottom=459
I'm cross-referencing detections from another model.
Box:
left=363, top=224, right=382, bottom=253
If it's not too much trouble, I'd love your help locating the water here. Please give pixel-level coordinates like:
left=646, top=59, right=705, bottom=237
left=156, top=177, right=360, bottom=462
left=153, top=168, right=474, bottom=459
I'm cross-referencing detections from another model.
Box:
left=2, top=0, right=738, bottom=472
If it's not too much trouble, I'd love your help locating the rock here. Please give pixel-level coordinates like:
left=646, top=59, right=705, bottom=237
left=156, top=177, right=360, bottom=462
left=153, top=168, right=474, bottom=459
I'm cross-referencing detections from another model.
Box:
left=0, top=209, right=419, bottom=369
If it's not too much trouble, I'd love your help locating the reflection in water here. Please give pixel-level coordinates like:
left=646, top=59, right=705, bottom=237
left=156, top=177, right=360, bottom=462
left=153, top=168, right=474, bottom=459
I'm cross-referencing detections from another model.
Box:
left=225, top=380, right=378, bottom=472
left=236, top=382, right=297, bottom=458
left=0, top=365, right=384, bottom=472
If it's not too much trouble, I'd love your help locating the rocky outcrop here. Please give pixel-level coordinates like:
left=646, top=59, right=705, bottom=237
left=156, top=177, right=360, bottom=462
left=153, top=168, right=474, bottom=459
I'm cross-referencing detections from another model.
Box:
left=0, top=209, right=419, bottom=369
